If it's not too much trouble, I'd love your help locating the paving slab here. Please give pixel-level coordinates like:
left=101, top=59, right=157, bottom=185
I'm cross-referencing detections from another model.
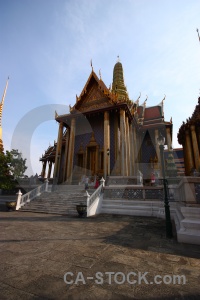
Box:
left=0, top=211, right=200, bottom=299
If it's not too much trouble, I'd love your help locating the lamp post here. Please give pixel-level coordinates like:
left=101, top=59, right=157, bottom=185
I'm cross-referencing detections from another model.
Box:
left=107, top=148, right=110, bottom=176
left=157, top=134, right=173, bottom=238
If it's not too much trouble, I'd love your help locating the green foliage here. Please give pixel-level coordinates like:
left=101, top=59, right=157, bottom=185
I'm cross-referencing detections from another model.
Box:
left=0, top=149, right=27, bottom=190
left=0, top=151, right=14, bottom=190
left=9, top=149, right=27, bottom=179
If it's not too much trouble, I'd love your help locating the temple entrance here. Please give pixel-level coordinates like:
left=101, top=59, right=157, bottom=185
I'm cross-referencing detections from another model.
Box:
left=87, top=146, right=97, bottom=175
left=77, top=153, right=84, bottom=168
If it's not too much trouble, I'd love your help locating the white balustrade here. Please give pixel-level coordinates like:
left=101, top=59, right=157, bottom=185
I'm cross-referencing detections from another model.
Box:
left=16, top=181, right=48, bottom=210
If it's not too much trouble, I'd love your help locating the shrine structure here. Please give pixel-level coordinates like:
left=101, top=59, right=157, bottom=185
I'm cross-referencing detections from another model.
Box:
left=40, top=59, right=173, bottom=184
left=178, top=97, right=200, bottom=175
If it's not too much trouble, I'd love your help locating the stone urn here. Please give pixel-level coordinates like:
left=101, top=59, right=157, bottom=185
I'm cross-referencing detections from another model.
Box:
left=6, top=201, right=17, bottom=211
left=76, top=204, right=87, bottom=217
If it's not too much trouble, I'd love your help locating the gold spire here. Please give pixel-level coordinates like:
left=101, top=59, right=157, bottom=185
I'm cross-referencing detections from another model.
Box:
left=112, top=57, right=128, bottom=101
left=0, top=77, right=9, bottom=153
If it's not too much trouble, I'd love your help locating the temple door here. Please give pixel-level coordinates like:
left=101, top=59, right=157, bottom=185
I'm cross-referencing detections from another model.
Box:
left=90, top=147, right=96, bottom=175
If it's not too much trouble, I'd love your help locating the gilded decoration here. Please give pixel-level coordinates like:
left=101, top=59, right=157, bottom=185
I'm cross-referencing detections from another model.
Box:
left=75, top=83, right=114, bottom=112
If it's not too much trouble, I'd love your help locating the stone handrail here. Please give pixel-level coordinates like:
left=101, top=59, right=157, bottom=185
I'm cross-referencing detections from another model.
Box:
left=86, top=178, right=105, bottom=217
left=87, top=184, right=103, bottom=208
left=16, top=180, right=49, bottom=210
left=103, top=186, right=164, bottom=201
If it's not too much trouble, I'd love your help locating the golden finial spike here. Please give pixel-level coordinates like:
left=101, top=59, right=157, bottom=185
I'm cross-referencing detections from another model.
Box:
left=0, top=77, right=9, bottom=125
left=90, top=59, right=93, bottom=71
left=0, top=77, right=9, bottom=152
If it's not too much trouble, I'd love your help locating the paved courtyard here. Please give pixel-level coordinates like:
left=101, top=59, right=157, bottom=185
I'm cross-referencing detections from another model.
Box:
left=0, top=211, right=200, bottom=300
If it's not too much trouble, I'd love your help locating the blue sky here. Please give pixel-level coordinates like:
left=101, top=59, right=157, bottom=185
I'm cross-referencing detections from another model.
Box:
left=1, top=0, right=200, bottom=176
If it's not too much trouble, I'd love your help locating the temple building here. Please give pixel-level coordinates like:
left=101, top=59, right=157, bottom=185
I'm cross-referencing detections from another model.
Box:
left=40, top=59, right=173, bottom=184
left=178, top=97, right=200, bottom=175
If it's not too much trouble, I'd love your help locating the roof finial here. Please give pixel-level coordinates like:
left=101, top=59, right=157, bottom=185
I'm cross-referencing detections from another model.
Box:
left=135, top=93, right=141, bottom=106
left=90, top=59, right=93, bottom=71
left=162, top=94, right=166, bottom=103
left=197, top=29, right=200, bottom=43
left=117, top=55, right=120, bottom=62
left=0, top=77, right=9, bottom=153
left=99, top=69, right=102, bottom=80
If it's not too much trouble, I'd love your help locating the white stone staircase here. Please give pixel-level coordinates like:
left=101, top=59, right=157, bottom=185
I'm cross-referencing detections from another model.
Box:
left=19, top=185, right=94, bottom=216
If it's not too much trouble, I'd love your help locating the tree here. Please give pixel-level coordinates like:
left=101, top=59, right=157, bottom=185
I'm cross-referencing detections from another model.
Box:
left=0, top=149, right=28, bottom=191
left=0, top=151, right=14, bottom=190
left=9, top=149, right=27, bottom=179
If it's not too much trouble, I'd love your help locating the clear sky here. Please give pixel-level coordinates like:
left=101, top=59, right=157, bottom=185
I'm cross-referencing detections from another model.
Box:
left=1, top=0, right=200, bottom=176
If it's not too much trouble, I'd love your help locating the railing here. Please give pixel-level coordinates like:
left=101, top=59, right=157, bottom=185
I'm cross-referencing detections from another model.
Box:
left=195, top=183, right=200, bottom=203
left=106, top=176, right=142, bottom=186
left=87, top=184, right=103, bottom=207
left=16, top=180, right=49, bottom=210
left=103, top=186, right=163, bottom=201
left=86, top=178, right=105, bottom=217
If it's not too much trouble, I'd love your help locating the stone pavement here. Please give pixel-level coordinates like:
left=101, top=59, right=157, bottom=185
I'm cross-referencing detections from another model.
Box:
left=0, top=212, right=200, bottom=300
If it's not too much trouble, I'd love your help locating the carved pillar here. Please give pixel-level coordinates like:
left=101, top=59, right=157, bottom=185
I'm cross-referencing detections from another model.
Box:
left=197, top=128, right=200, bottom=153
left=185, top=129, right=194, bottom=175
left=104, top=111, right=110, bottom=178
left=63, top=128, right=70, bottom=182
left=66, top=118, right=76, bottom=184
left=47, top=161, right=53, bottom=179
left=129, top=123, right=134, bottom=176
left=166, top=127, right=172, bottom=150
left=53, top=121, right=63, bottom=183
left=120, top=109, right=125, bottom=176
left=133, top=126, right=138, bottom=175
left=125, top=116, right=130, bottom=176
left=41, top=161, right=47, bottom=178
left=154, top=129, right=160, bottom=163
left=190, top=125, right=200, bottom=171
left=114, top=114, right=118, bottom=161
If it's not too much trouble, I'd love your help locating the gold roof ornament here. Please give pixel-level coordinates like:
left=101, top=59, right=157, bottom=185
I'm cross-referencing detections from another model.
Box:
left=112, top=57, right=129, bottom=102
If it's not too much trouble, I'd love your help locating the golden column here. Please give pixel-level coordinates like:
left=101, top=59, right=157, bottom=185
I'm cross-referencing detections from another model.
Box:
left=66, top=118, right=76, bottom=184
left=120, top=109, right=126, bottom=176
left=166, top=127, right=172, bottom=150
left=41, top=161, right=47, bottom=178
left=190, top=124, right=200, bottom=171
left=104, top=111, right=110, bottom=178
left=133, top=126, right=138, bottom=175
left=53, top=121, right=64, bottom=183
left=125, top=116, right=130, bottom=176
left=185, top=129, right=194, bottom=175
left=154, top=129, right=162, bottom=176
left=129, top=123, right=134, bottom=176
left=47, top=161, right=53, bottom=179
left=63, top=128, right=70, bottom=182
left=154, top=129, right=160, bottom=162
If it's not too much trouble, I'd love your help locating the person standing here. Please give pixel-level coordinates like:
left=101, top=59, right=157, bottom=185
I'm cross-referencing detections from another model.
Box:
left=85, top=175, right=89, bottom=190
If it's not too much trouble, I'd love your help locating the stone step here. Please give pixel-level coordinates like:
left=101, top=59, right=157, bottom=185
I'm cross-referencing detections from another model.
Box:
left=19, top=184, right=89, bottom=215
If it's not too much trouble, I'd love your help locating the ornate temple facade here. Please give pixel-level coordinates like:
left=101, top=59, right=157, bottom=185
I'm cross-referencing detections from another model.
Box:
left=40, top=60, right=173, bottom=184
left=178, top=97, right=200, bottom=175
